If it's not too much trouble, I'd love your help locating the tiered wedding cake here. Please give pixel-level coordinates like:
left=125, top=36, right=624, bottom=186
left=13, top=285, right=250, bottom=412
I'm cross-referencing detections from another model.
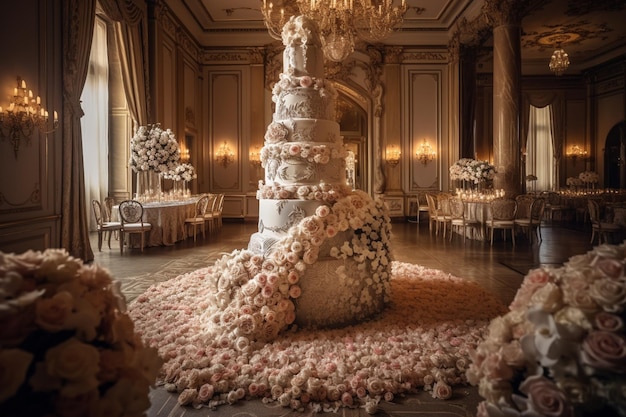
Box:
left=248, top=15, right=392, bottom=328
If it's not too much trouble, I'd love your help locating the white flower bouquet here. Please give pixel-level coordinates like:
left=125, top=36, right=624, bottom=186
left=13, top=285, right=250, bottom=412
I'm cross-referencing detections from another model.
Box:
left=162, top=163, right=197, bottom=182
left=566, top=177, right=583, bottom=187
left=129, top=123, right=180, bottom=173
left=579, top=171, right=599, bottom=184
left=468, top=243, right=626, bottom=417
left=0, top=249, right=162, bottom=417
left=449, top=158, right=496, bottom=184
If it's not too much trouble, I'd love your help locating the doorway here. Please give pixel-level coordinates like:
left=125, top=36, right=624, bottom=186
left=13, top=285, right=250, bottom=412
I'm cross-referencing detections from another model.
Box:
left=604, top=121, right=626, bottom=189
left=337, top=95, right=367, bottom=191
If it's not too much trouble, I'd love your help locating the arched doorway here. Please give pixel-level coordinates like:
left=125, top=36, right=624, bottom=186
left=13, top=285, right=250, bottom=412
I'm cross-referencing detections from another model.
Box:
left=337, top=95, right=368, bottom=191
left=604, top=121, right=626, bottom=189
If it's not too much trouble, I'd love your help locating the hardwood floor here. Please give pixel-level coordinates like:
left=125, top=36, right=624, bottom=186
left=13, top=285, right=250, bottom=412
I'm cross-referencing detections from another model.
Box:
left=90, top=217, right=597, bottom=417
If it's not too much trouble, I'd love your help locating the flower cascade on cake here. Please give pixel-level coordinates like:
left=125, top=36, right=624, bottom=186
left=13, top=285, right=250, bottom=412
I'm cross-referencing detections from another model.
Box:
left=0, top=249, right=161, bottom=417
left=248, top=14, right=393, bottom=329
left=468, top=242, right=626, bottom=417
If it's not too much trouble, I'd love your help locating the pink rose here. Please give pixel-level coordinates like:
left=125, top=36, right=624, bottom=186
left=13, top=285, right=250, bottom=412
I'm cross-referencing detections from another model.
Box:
left=197, top=383, right=214, bottom=402
left=289, top=144, right=301, bottom=155
left=341, top=392, right=353, bottom=406
left=299, top=76, right=313, bottom=87
left=288, top=285, right=302, bottom=299
left=595, top=258, right=624, bottom=279
left=432, top=381, right=452, bottom=400
left=581, top=330, right=626, bottom=371
left=595, top=312, right=624, bottom=332
left=519, top=375, right=573, bottom=417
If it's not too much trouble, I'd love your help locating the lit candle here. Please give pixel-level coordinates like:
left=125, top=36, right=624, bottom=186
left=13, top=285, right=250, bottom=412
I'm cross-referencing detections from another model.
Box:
left=41, top=108, right=45, bottom=117
left=45, top=110, right=48, bottom=118
left=54, top=110, right=58, bottom=121
left=14, top=87, right=18, bottom=96
left=29, top=90, right=33, bottom=98
left=21, top=80, right=26, bottom=89
left=9, top=103, right=14, bottom=111
left=36, top=96, right=40, bottom=104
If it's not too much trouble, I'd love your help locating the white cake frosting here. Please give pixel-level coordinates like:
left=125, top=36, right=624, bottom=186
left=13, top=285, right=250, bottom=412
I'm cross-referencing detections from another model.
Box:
left=249, top=15, right=392, bottom=329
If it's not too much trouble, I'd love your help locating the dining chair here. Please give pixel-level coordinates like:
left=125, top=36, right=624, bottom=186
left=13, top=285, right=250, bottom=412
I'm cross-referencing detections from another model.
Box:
left=485, top=198, right=517, bottom=246
left=204, top=194, right=218, bottom=234
left=91, top=199, right=121, bottom=251
left=542, top=191, right=569, bottom=222
left=213, top=193, right=225, bottom=231
left=448, top=196, right=480, bottom=243
left=425, top=194, right=439, bottom=235
left=587, top=199, right=621, bottom=244
left=514, top=197, right=545, bottom=243
left=185, top=195, right=210, bottom=242
left=118, top=199, right=152, bottom=253
left=436, top=194, right=453, bottom=239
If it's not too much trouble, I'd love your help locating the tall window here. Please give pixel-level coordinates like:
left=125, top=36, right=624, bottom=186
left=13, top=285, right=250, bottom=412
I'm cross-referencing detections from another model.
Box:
left=526, top=105, right=554, bottom=191
left=81, top=17, right=109, bottom=230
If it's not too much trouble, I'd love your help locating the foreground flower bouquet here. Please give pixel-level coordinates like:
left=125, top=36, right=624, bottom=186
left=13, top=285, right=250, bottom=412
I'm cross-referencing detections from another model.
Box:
left=0, top=249, right=162, bottom=417
left=468, top=242, right=626, bottom=417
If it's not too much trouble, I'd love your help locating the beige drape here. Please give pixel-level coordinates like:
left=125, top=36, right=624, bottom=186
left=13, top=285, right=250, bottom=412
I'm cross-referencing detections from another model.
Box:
left=521, top=92, right=564, bottom=188
left=61, top=0, right=97, bottom=261
left=99, top=0, right=150, bottom=125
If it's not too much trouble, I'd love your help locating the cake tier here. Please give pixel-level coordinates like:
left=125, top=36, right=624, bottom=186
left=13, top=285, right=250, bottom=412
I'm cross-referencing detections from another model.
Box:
left=264, top=118, right=341, bottom=145
left=257, top=199, right=325, bottom=235
left=283, top=44, right=324, bottom=78
left=274, top=87, right=336, bottom=121
left=294, top=258, right=386, bottom=328
left=264, top=155, right=346, bottom=186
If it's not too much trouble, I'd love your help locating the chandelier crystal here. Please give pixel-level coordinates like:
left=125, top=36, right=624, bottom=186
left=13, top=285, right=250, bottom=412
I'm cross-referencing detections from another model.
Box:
left=261, top=0, right=408, bottom=62
left=549, top=45, right=570, bottom=76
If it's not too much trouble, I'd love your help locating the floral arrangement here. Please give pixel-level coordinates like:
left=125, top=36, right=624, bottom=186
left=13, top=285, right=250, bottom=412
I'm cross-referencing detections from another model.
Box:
left=0, top=249, right=161, bottom=417
left=257, top=181, right=351, bottom=202
left=566, top=177, right=583, bottom=187
left=467, top=242, right=626, bottom=417
left=195, top=190, right=392, bottom=344
left=162, top=162, right=197, bottom=182
left=129, top=123, right=180, bottom=173
left=579, top=170, right=599, bottom=184
left=261, top=143, right=346, bottom=166
left=449, top=158, right=496, bottom=184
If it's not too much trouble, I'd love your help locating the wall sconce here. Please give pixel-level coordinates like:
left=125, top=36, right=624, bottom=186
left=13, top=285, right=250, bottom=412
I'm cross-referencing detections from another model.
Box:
left=249, top=146, right=262, bottom=167
left=566, top=145, right=587, bottom=164
left=415, top=138, right=436, bottom=165
left=385, top=145, right=401, bottom=167
left=179, top=143, right=190, bottom=163
left=0, top=76, right=58, bottom=158
left=215, top=141, right=235, bottom=167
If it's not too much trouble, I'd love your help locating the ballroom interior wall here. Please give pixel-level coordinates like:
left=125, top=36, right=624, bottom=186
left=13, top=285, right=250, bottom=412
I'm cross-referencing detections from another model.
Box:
left=0, top=0, right=62, bottom=254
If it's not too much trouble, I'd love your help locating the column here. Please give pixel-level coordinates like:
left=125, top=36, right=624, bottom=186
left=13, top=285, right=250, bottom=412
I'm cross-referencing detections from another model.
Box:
left=486, top=0, right=525, bottom=196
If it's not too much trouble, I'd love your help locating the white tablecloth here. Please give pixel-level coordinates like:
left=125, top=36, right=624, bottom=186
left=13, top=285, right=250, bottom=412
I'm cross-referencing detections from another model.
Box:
left=113, top=198, right=198, bottom=247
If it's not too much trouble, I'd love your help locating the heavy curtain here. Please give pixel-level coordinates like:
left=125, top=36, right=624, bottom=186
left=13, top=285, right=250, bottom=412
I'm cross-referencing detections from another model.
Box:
left=62, top=0, right=97, bottom=261
left=521, top=92, right=565, bottom=189
left=81, top=17, right=109, bottom=232
left=99, top=0, right=150, bottom=126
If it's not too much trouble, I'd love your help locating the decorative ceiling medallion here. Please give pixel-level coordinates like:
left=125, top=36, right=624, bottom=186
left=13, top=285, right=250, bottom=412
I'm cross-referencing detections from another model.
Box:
left=522, top=21, right=613, bottom=52
left=537, top=33, right=580, bottom=46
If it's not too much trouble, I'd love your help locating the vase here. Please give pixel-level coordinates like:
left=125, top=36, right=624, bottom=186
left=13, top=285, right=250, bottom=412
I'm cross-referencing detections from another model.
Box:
left=173, top=180, right=189, bottom=198
left=136, top=170, right=162, bottom=201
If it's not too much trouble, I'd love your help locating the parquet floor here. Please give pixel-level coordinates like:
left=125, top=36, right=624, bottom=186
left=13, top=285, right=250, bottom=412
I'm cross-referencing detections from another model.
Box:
left=90, top=217, right=599, bottom=417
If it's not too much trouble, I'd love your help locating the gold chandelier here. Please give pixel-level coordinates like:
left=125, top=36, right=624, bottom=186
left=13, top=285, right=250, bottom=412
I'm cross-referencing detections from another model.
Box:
left=549, top=44, right=570, bottom=76
left=261, top=0, right=408, bottom=62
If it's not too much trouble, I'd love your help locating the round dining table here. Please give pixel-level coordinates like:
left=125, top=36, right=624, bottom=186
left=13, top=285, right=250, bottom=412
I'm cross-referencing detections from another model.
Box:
left=113, top=197, right=199, bottom=247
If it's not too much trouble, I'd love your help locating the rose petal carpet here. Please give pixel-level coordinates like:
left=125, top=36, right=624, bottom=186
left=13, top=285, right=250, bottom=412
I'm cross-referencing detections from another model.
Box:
left=129, top=261, right=507, bottom=415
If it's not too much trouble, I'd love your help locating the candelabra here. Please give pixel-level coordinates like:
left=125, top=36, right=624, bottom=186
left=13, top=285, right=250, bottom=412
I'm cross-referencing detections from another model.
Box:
left=385, top=145, right=401, bottom=167
left=415, top=138, right=436, bottom=165
left=261, top=0, right=408, bottom=62
left=215, top=141, right=235, bottom=167
left=0, top=77, right=58, bottom=158
left=566, top=144, right=587, bottom=164
left=249, top=146, right=262, bottom=167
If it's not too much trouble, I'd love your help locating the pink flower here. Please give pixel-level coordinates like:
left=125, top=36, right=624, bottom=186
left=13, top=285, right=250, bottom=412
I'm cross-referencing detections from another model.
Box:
left=519, top=375, right=573, bottom=417
left=595, top=312, right=624, bottom=332
left=581, top=330, right=626, bottom=371
left=289, top=144, right=301, bottom=155
left=299, top=76, right=313, bottom=87
left=432, top=381, right=452, bottom=400
left=595, top=258, right=624, bottom=279
left=288, top=285, right=302, bottom=299
left=197, top=384, right=214, bottom=402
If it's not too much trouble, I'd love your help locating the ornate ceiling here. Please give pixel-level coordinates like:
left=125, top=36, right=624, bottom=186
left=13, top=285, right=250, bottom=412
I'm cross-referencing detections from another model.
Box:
left=165, top=0, right=626, bottom=75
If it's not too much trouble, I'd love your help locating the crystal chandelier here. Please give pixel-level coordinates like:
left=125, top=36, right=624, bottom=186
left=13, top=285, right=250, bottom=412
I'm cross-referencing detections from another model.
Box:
left=415, top=138, right=436, bottom=165
left=260, top=0, right=408, bottom=62
left=549, top=44, right=570, bottom=76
